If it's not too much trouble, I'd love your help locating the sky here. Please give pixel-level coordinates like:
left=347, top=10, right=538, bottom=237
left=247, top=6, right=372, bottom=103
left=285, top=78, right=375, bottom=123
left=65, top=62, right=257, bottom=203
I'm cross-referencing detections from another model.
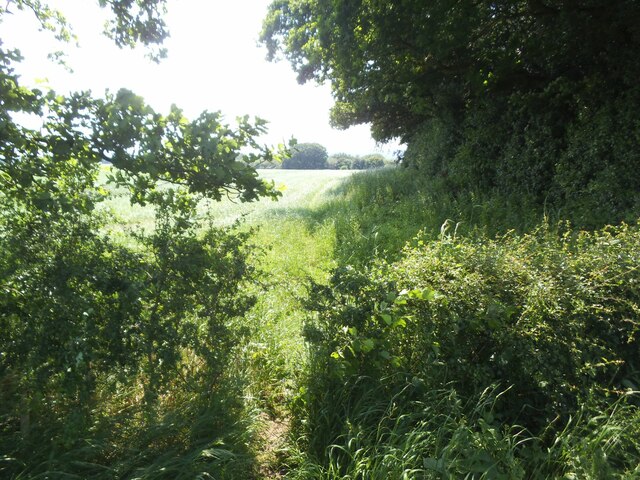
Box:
left=0, top=0, right=402, bottom=157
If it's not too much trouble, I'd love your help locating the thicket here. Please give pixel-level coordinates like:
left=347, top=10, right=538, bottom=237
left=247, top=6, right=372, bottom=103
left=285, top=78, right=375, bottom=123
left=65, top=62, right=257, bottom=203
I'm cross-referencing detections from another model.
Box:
left=290, top=170, right=640, bottom=477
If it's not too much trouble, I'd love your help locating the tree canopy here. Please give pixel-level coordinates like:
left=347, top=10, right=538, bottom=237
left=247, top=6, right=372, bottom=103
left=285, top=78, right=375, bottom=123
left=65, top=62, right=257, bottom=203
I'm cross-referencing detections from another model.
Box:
left=1, top=1, right=284, bottom=209
left=261, top=1, right=640, bottom=223
left=282, top=142, right=328, bottom=169
left=261, top=0, right=639, bottom=142
left=2, top=0, right=170, bottom=60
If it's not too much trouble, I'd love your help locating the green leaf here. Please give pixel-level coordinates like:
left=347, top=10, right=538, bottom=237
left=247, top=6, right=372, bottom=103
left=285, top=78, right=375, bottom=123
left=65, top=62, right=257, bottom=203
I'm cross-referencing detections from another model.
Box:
left=360, top=338, right=375, bottom=353
left=392, top=317, right=407, bottom=329
left=421, top=288, right=436, bottom=301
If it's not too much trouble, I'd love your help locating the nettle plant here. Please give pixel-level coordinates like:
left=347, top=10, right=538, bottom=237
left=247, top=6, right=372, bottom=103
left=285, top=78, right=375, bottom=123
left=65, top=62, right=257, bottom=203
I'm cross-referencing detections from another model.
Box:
left=0, top=39, right=286, bottom=440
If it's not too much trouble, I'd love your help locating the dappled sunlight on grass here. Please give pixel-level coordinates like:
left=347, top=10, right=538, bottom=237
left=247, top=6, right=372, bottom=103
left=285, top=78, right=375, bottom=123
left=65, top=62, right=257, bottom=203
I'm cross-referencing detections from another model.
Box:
left=98, top=168, right=355, bottom=427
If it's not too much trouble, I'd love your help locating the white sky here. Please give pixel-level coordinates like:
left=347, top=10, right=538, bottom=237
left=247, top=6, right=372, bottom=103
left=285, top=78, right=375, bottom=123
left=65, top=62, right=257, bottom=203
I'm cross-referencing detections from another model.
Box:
left=0, top=0, right=402, bottom=156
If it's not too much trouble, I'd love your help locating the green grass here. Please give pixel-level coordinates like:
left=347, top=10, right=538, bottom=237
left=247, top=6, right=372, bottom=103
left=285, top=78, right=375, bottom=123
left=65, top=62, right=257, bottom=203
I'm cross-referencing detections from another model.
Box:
left=99, top=168, right=354, bottom=232
left=47, top=166, right=640, bottom=479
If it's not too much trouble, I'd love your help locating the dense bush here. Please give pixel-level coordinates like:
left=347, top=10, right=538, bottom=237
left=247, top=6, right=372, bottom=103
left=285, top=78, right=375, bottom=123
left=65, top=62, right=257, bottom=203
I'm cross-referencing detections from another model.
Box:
left=404, top=82, right=640, bottom=228
left=297, top=222, right=640, bottom=475
left=0, top=19, right=282, bottom=474
left=282, top=143, right=329, bottom=169
left=0, top=200, right=258, bottom=477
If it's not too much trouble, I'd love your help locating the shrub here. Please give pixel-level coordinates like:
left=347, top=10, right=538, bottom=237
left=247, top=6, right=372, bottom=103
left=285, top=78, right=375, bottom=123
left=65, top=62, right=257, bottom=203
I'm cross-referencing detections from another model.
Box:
left=0, top=83, right=279, bottom=477
left=298, top=222, right=640, bottom=474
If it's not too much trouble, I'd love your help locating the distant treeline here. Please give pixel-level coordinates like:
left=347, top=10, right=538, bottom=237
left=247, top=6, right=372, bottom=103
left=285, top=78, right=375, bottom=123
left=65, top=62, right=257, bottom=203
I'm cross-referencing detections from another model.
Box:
left=255, top=142, right=394, bottom=170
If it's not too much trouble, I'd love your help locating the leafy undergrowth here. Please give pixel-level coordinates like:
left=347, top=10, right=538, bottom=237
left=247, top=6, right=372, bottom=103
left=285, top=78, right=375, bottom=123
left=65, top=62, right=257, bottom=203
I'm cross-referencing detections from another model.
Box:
left=280, top=169, right=640, bottom=479
left=4, top=167, right=638, bottom=479
left=0, top=169, right=349, bottom=480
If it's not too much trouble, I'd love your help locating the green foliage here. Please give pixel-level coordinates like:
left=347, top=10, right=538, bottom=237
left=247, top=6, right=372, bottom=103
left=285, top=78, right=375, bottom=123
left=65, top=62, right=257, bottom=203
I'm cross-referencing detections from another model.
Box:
left=261, top=0, right=640, bottom=141
left=327, top=153, right=387, bottom=170
left=294, top=221, right=640, bottom=476
left=288, top=381, right=530, bottom=479
left=404, top=82, right=640, bottom=228
left=98, top=0, right=170, bottom=61
left=289, top=379, right=640, bottom=479
left=262, top=0, right=640, bottom=225
left=0, top=102, right=265, bottom=474
left=327, top=152, right=357, bottom=170
left=0, top=2, right=285, bottom=477
left=308, top=167, right=542, bottom=268
left=3, top=0, right=170, bottom=61
left=352, top=153, right=385, bottom=170
left=282, top=142, right=328, bottom=169
left=309, top=223, right=640, bottom=425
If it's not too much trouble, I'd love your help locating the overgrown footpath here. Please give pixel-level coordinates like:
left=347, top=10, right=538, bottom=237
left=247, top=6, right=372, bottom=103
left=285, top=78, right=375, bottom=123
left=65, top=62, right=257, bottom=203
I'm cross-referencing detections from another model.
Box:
left=250, top=168, right=640, bottom=479
left=2, top=166, right=639, bottom=478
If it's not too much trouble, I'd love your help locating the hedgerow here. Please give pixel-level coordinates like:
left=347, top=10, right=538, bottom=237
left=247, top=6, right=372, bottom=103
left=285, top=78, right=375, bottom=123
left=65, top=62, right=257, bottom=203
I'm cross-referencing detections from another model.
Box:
left=297, top=222, right=640, bottom=476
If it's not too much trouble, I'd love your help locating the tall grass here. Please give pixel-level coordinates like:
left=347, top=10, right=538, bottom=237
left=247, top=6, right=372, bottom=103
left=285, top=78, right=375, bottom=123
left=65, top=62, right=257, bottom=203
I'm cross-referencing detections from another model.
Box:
left=283, top=167, right=640, bottom=479
left=288, top=379, right=640, bottom=479
left=305, top=167, right=544, bottom=267
left=10, top=165, right=637, bottom=478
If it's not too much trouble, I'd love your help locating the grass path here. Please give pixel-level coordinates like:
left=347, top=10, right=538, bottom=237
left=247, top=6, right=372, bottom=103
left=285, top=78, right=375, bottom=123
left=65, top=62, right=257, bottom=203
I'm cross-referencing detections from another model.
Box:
left=213, top=170, right=355, bottom=477
left=101, top=168, right=356, bottom=477
left=222, top=171, right=354, bottom=478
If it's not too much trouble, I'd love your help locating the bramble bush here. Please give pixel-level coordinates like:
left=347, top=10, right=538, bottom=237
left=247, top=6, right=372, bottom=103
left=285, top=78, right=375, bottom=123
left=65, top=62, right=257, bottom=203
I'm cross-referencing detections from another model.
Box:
left=298, top=222, right=640, bottom=476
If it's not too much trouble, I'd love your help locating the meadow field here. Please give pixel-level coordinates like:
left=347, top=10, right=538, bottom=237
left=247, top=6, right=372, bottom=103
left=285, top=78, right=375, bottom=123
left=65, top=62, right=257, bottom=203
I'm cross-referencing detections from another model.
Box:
left=4, top=1, right=639, bottom=477
left=100, top=169, right=355, bottom=231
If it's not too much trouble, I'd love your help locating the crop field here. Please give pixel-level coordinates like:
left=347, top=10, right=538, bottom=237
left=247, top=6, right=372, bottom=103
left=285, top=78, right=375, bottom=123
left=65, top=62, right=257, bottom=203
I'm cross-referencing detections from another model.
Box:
left=100, top=168, right=355, bottom=233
